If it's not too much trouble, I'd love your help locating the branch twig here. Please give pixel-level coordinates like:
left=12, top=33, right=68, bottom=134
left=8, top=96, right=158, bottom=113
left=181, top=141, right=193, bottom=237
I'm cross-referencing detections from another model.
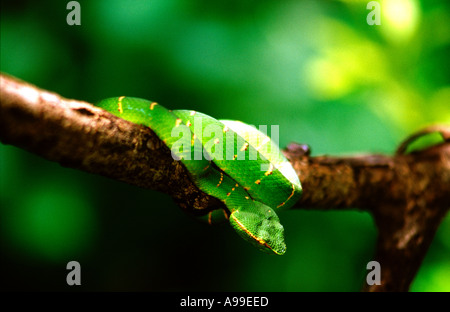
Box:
left=1, top=72, right=449, bottom=291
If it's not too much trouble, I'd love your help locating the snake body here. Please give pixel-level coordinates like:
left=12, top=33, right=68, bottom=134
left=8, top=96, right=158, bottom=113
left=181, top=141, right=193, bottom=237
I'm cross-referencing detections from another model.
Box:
left=96, top=97, right=302, bottom=255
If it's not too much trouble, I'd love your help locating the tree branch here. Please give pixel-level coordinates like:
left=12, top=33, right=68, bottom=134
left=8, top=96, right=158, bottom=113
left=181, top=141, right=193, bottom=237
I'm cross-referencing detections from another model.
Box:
left=284, top=141, right=450, bottom=291
left=0, top=73, right=221, bottom=214
left=1, top=72, right=449, bottom=291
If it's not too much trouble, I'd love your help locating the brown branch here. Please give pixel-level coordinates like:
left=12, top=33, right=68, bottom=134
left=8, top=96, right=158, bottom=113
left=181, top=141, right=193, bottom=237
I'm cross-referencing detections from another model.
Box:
left=285, top=140, right=450, bottom=291
left=0, top=73, right=221, bottom=214
left=1, top=72, right=449, bottom=291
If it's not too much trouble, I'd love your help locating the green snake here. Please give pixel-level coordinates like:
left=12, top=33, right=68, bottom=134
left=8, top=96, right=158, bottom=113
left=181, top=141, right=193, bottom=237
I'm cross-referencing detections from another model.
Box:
left=96, top=97, right=302, bottom=255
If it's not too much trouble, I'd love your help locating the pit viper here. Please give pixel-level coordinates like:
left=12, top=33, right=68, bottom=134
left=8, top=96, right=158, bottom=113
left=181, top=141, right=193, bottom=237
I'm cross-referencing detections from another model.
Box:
left=96, top=97, right=302, bottom=255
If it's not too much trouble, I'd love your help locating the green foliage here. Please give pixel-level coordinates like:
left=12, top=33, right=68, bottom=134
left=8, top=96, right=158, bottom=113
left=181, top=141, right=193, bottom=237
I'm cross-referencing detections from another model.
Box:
left=1, top=0, right=449, bottom=291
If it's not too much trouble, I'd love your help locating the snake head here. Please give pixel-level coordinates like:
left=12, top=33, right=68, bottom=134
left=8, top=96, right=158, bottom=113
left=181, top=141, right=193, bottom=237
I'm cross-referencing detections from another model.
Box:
left=229, top=203, right=286, bottom=255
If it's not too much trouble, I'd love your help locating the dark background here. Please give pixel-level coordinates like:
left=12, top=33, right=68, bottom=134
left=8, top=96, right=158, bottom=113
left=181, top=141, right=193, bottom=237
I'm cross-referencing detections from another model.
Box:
left=1, top=0, right=449, bottom=291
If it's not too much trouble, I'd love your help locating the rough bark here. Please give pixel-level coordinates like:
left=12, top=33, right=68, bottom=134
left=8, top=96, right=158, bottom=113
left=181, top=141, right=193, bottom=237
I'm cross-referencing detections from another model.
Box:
left=284, top=142, right=450, bottom=291
left=1, top=72, right=449, bottom=291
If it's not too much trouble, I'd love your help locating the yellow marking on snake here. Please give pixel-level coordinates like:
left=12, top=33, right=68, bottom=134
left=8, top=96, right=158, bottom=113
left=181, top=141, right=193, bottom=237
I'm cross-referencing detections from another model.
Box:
left=190, top=111, right=196, bottom=116
left=117, top=96, right=125, bottom=114
left=216, top=172, right=224, bottom=187
left=240, top=142, right=249, bottom=152
left=227, top=183, right=240, bottom=196
left=186, top=120, right=192, bottom=127
left=245, top=196, right=250, bottom=200
left=231, top=213, right=272, bottom=250
left=150, top=102, right=158, bottom=110
left=277, top=184, right=296, bottom=208
left=175, top=118, right=182, bottom=127
left=214, top=138, right=220, bottom=145
left=208, top=212, right=213, bottom=225
left=255, top=179, right=261, bottom=185
left=264, top=163, right=274, bottom=176
left=233, top=155, right=238, bottom=160
left=223, top=209, right=229, bottom=220
left=223, top=126, right=229, bottom=133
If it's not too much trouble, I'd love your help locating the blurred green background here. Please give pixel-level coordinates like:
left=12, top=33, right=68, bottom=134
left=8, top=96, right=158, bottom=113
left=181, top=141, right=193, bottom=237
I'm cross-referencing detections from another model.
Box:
left=1, top=0, right=449, bottom=291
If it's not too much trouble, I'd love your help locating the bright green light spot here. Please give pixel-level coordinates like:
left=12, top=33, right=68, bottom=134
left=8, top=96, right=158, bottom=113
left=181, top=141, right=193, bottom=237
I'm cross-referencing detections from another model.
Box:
left=428, top=87, right=450, bottom=124
left=411, top=259, right=450, bottom=291
left=304, top=19, right=388, bottom=101
left=307, top=57, right=353, bottom=100
left=380, top=0, right=421, bottom=43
